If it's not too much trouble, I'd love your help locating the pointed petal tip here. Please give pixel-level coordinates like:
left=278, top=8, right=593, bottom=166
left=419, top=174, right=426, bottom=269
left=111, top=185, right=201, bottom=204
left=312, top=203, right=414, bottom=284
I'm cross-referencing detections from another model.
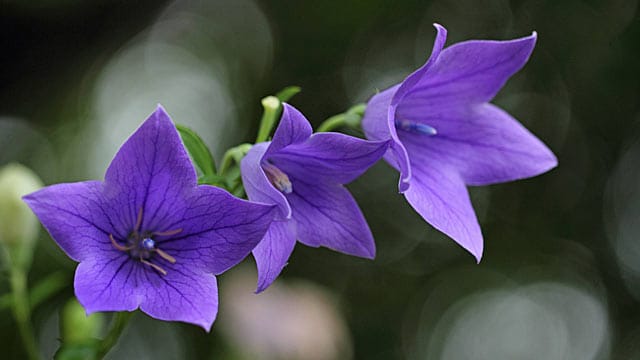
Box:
left=398, top=178, right=410, bottom=193
left=200, top=321, right=214, bottom=333
left=460, top=242, right=483, bottom=264
left=153, top=103, right=169, bottom=117
left=432, top=23, right=447, bottom=35
left=254, top=267, right=279, bottom=294
left=21, top=192, right=35, bottom=204
left=364, top=249, right=376, bottom=260
left=519, top=30, right=538, bottom=46
left=466, top=239, right=483, bottom=264
left=533, top=144, right=559, bottom=176
left=255, top=282, right=268, bottom=294
left=280, top=102, right=297, bottom=118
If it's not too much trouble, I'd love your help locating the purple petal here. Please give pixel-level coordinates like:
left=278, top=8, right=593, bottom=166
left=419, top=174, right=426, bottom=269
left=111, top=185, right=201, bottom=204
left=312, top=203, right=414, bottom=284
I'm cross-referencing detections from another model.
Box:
left=103, top=105, right=197, bottom=232
left=362, top=86, right=398, bottom=143
left=76, top=248, right=219, bottom=331
left=361, top=24, right=447, bottom=193
left=74, top=254, right=141, bottom=313
left=139, top=262, right=218, bottom=331
left=252, top=220, right=297, bottom=293
left=23, top=181, right=119, bottom=262
left=399, top=31, right=537, bottom=108
left=270, top=132, right=388, bottom=184
left=241, top=143, right=291, bottom=219
left=399, top=103, right=557, bottom=186
left=403, top=162, right=483, bottom=262
left=362, top=86, right=413, bottom=192
left=286, top=176, right=375, bottom=259
left=265, top=103, right=312, bottom=156
left=158, top=185, right=276, bottom=275
left=391, top=23, right=448, bottom=106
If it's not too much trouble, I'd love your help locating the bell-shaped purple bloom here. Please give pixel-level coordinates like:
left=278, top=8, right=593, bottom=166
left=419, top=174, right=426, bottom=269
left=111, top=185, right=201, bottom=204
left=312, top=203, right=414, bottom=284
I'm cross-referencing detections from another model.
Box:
left=241, top=104, right=388, bottom=292
left=23, top=106, right=276, bottom=331
left=362, top=24, right=557, bottom=262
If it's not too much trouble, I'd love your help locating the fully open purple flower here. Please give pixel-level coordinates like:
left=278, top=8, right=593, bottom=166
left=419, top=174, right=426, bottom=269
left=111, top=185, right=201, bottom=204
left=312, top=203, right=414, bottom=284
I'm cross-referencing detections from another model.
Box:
left=241, top=104, right=388, bottom=292
left=362, top=24, right=557, bottom=262
left=23, top=106, right=275, bottom=330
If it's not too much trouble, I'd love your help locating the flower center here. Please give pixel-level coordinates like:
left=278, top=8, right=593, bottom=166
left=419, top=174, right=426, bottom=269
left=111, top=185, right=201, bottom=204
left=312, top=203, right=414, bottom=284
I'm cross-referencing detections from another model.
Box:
left=395, top=119, right=437, bottom=136
left=262, top=162, right=293, bottom=194
left=109, top=208, right=180, bottom=276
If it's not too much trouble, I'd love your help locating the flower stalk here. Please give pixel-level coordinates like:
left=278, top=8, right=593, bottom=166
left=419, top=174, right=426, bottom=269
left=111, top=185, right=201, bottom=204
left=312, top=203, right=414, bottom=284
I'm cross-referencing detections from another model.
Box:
left=97, top=311, right=133, bottom=359
left=10, top=269, right=40, bottom=360
left=255, top=96, right=282, bottom=143
left=317, top=103, right=366, bottom=132
left=218, top=143, right=253, bottom=177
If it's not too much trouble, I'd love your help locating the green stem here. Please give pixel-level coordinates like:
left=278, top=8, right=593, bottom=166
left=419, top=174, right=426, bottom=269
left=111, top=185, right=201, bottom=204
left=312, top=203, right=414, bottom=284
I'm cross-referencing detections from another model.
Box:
left=218, top=144, right=252, bottom=177
left=317, top=114, right=347, bottom=132
left=218, top=149, right=236, bottom=177
left=10, top=270, right=40, bottom=360
left=0, top=271, right=67, bottom=311
left=317, top=103, right=367, bottom=132
left=97, top=312, right=133, bottom=359
left=255, top=96, right=282, bottom=143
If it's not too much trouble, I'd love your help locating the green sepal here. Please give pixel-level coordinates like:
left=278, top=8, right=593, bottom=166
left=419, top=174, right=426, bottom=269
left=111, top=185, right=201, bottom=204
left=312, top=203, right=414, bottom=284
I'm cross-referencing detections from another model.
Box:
left=275, top=86, right=301, bottom=102
left=176, top=124, right=217, bottom=180
left=198, top=173, right=226, bottom=186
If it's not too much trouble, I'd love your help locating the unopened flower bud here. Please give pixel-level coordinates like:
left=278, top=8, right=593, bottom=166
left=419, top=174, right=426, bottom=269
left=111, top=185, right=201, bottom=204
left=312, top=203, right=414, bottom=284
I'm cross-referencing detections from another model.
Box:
left=61, top=298, right=104, bottom=344
left=0, top=163, right=43, bottom=267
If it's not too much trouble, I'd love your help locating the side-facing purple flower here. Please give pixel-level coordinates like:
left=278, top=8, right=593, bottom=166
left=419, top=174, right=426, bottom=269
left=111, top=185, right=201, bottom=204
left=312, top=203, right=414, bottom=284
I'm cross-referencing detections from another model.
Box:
left=23, top=106, right=276, bottom=331
left=362, top=24, right=557, bottom=262
left=241, top=104, right=388, bottom=292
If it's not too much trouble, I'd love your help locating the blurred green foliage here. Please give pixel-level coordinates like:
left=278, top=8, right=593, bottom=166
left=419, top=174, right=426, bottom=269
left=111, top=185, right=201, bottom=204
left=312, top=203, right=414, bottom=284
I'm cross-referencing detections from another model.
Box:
left=1, top=0, right=639, bottom=359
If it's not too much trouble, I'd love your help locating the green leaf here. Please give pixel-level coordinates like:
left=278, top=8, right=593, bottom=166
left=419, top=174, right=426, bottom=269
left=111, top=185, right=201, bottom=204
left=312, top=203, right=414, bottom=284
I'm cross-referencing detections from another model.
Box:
left=198, top=173, right=226, bottom=187
left=0, top=271, right=67, bottom=311
left=54, top=340, right=100, bottom=360
left=275, top=86, right=301, bottom=102
left=176, top=124, right=216, bottom=178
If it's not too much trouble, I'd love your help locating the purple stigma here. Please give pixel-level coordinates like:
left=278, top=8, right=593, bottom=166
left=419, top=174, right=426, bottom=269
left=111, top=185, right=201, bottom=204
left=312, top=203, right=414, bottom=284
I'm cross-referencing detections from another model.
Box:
left=395, top=119, right=437, bottom=135
left=142, top=237, right=155, bottom=251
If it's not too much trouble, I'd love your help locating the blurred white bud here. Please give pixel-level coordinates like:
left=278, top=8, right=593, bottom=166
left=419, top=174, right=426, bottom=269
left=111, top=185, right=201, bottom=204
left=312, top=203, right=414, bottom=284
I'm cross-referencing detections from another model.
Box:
left=0, top=163, right=43, bottom=267
left=61, top=298, right=104, bottom=344
left=219, top=269, right=353, bottom=360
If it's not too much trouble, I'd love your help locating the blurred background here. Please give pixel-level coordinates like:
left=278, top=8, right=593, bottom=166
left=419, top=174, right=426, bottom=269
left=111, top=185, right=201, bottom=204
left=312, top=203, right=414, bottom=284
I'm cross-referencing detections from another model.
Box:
left=1, top=0, right=639, bottom=359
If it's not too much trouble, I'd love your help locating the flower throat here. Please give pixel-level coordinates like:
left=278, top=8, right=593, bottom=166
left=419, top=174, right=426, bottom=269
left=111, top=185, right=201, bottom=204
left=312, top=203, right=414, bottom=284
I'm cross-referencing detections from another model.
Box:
left=109, top=208, right=180, bottom=275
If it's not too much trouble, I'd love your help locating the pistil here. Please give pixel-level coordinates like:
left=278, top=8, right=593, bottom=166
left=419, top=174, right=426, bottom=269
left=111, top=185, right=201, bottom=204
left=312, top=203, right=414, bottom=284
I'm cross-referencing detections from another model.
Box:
left=395, top=119, right=437, bottom=135
left=108, top=208, right=181, bottom=275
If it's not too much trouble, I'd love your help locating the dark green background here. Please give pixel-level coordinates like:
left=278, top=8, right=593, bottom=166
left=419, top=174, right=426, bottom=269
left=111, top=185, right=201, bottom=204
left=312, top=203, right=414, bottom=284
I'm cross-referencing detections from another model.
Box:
left=1, top=0, right=639, bottom=359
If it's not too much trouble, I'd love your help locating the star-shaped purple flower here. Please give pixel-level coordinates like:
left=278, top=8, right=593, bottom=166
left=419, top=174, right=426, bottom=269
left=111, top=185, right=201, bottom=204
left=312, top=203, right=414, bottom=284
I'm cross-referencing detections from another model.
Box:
left=361, top=24, right=557, bottom=262
left=241, top=104, right=388, bottom=292
left=23, top=106, right=276, bottom=330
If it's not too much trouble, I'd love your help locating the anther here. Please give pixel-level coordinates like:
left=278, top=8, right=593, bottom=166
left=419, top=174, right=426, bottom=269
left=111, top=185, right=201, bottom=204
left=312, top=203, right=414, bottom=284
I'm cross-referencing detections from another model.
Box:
left=140, top=258, right=167, bottom=276
left=395, top=119, right=437, bottom=135
left=262, top=163, right=293, bottom=194
left=134, top=207, right=143, bottom=235
left=110, top=234, right=133, bottom=252
left=155, top=248, right=176, bottom=264
left=153, top=228, right=183, bottom=237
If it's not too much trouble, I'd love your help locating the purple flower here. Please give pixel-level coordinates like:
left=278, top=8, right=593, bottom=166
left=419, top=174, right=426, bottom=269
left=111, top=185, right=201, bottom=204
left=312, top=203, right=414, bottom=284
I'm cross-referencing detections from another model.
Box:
left=241, top=104, right=388, bottom=292
left=361, top=24, right=557, bottom=262
left=23, top=106, right=275, bottom=330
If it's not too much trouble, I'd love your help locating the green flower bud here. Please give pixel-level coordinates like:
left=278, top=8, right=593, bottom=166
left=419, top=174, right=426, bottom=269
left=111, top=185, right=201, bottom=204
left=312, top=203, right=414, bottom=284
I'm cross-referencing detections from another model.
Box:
left=61, top=298, right=104, bottom=344
left=0, top=163, right=43, bottom=268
